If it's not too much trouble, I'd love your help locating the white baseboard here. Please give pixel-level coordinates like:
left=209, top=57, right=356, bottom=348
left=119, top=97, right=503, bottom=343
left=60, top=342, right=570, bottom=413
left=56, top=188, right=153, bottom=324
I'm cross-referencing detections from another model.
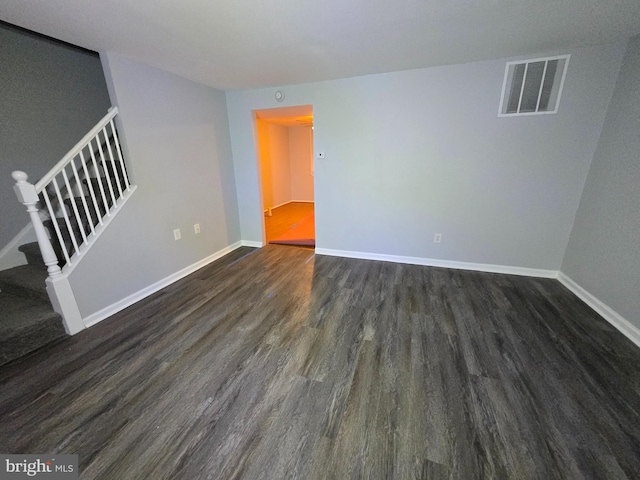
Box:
left=83, top=241, right=244, bottom=328
left=557, top=272, right=640, bottom=348
left=265, top=200, right=314, bottom=213
left=269, top=201, right=291, bottom=211
left=241, top=240, right=263, bottom=248
left=314, top=248, right=558, bottom=278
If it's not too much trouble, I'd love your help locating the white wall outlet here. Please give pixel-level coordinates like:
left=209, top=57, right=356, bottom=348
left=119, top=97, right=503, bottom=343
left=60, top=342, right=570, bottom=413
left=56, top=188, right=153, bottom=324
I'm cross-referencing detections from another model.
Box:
left=434, top=233, right=442, bottom=243
left=174, top=228, right=181, bottom=241
left=194, top=223, right=201, bottom=234
left=316, top=152, right=325, bottom=159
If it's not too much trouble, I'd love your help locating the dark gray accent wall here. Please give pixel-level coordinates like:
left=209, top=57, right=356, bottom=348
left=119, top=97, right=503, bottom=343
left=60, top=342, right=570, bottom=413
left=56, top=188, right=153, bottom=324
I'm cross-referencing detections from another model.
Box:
left=562, top=35, right=640, bottom=329
left=0, top=23, right=111, bottom=248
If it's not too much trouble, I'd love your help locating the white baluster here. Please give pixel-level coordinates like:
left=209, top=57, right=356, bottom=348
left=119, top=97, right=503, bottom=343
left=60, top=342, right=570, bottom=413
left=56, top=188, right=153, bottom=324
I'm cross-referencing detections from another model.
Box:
left=89, top=138, right=111, bottom=216
left=104, top=124, right=123, bottom=197
left=96, top=130, right=117, bottom=206
left=110, top=119, right=130, bottom=191
left=52, top=177, right=80, bottom=256
left=79, top=150, right=103, bottom=227
left=62, top=166, right=88, bottom=244
left=41, top=187, right=71, bottom=266
left=12, top=171, right=62, bottom=277
left=70, top=155, right=96, bottom=236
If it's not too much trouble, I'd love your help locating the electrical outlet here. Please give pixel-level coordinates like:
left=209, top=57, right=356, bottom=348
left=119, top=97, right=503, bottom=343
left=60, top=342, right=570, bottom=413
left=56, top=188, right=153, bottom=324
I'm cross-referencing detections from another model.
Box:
left=174, top=228, right=181, bottom=241
left=434, top=233, right=442, bottom=243
left=194, top=224, right=201, bottom=234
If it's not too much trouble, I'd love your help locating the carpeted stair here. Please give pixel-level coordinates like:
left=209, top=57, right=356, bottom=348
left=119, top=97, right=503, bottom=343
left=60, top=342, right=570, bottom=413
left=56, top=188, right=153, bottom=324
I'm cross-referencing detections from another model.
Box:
left=1, top=179, right=121, bottom=366
left=0, top=243, right=67, bottom=366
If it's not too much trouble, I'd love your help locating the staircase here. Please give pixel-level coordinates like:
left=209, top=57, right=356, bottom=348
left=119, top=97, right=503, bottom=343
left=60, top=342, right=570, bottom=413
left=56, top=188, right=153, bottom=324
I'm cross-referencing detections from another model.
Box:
left=0, top=245, right=66, bottom=366
left=1, top=107, right=135, bottom=366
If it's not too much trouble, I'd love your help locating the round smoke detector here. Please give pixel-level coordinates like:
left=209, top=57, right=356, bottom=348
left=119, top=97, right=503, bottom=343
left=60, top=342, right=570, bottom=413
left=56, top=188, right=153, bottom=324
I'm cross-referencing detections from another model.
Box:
left=275, top=90, right=285, bottom=102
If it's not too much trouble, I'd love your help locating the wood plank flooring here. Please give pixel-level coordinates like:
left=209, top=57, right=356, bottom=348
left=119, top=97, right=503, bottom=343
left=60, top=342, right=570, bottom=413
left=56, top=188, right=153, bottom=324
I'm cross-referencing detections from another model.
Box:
left=1, top=245, right=639, bottom=479
left=265, top=202, right=314, bottom=243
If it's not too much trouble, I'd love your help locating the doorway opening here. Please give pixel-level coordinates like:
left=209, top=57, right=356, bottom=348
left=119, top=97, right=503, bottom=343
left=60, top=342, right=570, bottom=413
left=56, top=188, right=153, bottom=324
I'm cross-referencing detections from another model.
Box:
left=254, top=105, right=314, bottom=248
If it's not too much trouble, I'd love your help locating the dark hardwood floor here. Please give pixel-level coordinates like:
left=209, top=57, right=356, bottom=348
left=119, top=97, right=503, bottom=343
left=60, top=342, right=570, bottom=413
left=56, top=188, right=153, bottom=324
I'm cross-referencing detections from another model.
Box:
left=1, top=245, right=639, bottom=479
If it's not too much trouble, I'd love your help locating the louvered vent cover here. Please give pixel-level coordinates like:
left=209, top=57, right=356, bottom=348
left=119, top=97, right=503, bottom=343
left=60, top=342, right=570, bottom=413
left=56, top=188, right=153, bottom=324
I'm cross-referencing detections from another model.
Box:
left=499, top=55, right=570, bottom=116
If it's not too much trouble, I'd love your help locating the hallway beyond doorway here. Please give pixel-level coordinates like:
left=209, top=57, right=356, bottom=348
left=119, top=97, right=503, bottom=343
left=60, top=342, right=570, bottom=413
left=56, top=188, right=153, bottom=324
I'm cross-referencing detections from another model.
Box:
left=266, top=202, right=314, bottom=247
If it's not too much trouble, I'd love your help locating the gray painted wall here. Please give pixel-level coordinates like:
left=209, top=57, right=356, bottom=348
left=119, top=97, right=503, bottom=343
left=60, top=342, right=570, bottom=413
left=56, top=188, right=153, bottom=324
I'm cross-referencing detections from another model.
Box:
left=258, top=120, right=291, bottom=210
left=0, top=23, right=110, bottom=249
left=562, top=36, right=640, bottom=329
left=68, top=52, right=240, bottom=318
left=289, top=125, right=314, bottom=202
left=227, top=42, right=624, bottom=270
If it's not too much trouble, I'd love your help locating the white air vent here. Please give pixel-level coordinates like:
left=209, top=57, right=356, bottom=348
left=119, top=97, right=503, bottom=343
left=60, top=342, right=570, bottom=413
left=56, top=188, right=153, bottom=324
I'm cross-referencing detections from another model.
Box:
left=498, top=55, right=570, bottom=116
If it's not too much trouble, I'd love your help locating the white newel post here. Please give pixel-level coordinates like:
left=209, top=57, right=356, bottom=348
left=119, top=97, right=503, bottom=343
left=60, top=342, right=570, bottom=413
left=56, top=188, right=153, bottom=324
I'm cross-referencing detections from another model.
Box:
left=12, top=171, right=85, bottom=335
left=12, top=171, right=61, bottom=276
left=44, top=276, right=85, bottom=335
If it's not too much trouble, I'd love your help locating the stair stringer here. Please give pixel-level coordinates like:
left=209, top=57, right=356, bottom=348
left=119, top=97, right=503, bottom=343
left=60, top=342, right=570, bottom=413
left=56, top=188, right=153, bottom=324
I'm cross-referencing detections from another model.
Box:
left=47, top=185, right=137, bottom=334
left=57, top=186, right=137, bottom=278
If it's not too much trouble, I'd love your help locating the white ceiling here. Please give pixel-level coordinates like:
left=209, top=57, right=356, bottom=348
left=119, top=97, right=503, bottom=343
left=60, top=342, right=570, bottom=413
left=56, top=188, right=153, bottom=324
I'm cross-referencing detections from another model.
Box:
left=2, top=0, right=640, bottom=91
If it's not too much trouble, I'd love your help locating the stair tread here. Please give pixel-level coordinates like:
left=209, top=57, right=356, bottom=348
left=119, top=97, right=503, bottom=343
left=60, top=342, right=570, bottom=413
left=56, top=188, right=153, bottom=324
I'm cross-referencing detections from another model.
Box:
left=18, top=242, right=42, bottom=257
left=43, top=217, right=92, bottom=245
left=64, top=195, right=110, bottom=207
left=18, top=242, right=46, bottom=266
left=0, top=264, right=49, bottom=301
left=44, top=214, right=96, bottom=231
left=0, top=292, right=62, bottom=334
left=64, top=198, right=110, bottom=221
left=83, top=176, right=121, bottom=187
left=44, top=216, right=85, bottom=225
left=18, top=242, right=70, bottom=269
left=84, top=175, right=118, bottom=180
left=0, top=292, right=66, bottom=366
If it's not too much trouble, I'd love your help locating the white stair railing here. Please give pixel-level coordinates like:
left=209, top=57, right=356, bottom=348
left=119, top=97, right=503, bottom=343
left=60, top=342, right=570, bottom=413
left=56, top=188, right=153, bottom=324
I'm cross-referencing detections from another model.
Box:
left=12, top=107, right=135, bottom=334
